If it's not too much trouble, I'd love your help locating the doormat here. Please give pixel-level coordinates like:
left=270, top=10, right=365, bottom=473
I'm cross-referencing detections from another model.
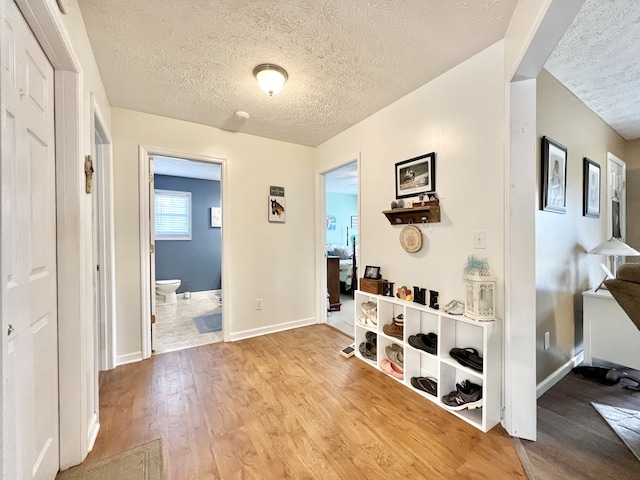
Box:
left=193, top=312, right=222, bottom=334
left=56, top=438, right=163, bottom=480
left=593, top=403, right=640, bottom=462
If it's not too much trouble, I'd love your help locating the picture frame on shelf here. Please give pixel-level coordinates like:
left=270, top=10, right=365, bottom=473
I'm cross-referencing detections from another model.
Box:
left=395, top=152, right=436, bottom=199
left=363, top=265, right=380, bottom=280
left=541, top=136, right=567, bottom=214
left=583, top=158, right=600, bottom=218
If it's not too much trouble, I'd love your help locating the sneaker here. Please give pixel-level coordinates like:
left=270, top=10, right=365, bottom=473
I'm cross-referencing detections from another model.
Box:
left=447, top=301, right=464, bottom=315
left=441, top=380, right=482, bottom=411
left=444, top=300, right=464, bottom=314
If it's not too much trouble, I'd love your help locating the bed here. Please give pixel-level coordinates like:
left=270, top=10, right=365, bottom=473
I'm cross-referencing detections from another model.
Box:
left=327, top=243, right=358, bottom=294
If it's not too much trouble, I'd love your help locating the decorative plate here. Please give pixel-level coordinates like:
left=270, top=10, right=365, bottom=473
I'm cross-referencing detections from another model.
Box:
left=399, top=225, right=422, bottom=253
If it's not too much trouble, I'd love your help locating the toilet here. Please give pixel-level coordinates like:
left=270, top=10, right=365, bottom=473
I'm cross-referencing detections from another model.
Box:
left=155, top=279, right=181, bottom=305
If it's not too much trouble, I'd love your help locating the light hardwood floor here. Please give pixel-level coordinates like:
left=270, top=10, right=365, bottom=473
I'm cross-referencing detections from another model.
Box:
left=91, top=324, right=526, bottom=479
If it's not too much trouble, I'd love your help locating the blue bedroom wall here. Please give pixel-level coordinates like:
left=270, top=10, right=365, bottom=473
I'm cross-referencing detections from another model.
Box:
left=326, top=193, right=357, bottom=246
left=155, top=175, right=221, bottom=293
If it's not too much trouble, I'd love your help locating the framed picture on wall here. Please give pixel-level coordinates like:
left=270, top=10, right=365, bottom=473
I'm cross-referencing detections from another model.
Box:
left=583, top=158, right=600, bottom=218
left=395, top=152, right=436, bottom=199
left=541, top=136, right=567, bottom=214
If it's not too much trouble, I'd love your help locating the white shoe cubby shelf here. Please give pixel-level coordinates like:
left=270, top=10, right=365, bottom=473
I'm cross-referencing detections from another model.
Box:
left=354, top=290, right=501, bottom=433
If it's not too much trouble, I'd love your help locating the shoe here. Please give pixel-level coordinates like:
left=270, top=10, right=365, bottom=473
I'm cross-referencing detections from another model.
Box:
left=411, top=376, right=437, bottom=396
left=383, top=318, right=404, bottom=340
left=357, top=316, right=376, bottom=327
left=385, top=344, right=404, bottom=370
left=442, top=380, right=483, bottom=411
left=380, top=359, right=404, bottom=379
left=365, top=331, right=377, bottom=347
left=393, top=314, right=404, bottom=325
left=443, top=300, right=457, bottom=311
left=573, top=366, right=640, bottom=391
left=449, top=347, right=483, bottom=372
left=408, top=332, right=437, bottom=354
left=358, top=341, right=376, bottom=361
left=447, top=301, right=464, bottom=315
left=360, top=301, right=377, bottom=324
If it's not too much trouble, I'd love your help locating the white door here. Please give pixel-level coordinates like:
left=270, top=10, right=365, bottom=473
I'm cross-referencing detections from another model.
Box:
left=1, top=2, right=59, bottom=479
left=149, top=157, right=158, bottom=351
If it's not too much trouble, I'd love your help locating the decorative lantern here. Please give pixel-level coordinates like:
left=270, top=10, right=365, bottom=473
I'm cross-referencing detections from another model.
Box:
left=463, top=255, right=495, bottom=321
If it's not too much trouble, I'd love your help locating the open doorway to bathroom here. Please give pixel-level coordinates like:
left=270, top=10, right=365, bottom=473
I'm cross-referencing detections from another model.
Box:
left=152, top=155, right=223, bottom=354
left=325, top=161, right=358, bottom=336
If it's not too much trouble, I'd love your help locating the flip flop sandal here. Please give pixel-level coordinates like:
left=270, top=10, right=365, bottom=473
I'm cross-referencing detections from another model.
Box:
left=410, top=376, right=437, bottom=396
left=408, top=333, right=437, bottom=354
left=450, top=347, right=483, bottom=372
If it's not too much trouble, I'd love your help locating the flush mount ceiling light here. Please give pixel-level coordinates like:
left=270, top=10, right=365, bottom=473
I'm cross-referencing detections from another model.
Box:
left=253, top=64, right=288, bottom=96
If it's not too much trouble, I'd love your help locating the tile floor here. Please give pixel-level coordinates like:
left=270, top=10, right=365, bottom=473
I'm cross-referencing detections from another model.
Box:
left=327, top=293, right=354, bottom=337
left=154, top=291, right=223, bottom=354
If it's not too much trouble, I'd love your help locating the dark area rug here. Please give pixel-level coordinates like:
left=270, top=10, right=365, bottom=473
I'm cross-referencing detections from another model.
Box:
left=56, top=438, right=163, bottom=480
left=193, top=312, right=222, bottom=334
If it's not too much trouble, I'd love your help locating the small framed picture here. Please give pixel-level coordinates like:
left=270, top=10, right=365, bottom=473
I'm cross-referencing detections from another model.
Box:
left=395, top=152, right=436, bottom=199
left=583, top=158, right=600, bottom=218
left=541, top=136, right=567, bottom=214
left=363, top=265, right=380, bottom=280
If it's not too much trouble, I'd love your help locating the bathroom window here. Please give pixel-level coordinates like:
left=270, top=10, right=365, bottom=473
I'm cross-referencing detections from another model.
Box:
left=155, top=189, right=192, bottom=240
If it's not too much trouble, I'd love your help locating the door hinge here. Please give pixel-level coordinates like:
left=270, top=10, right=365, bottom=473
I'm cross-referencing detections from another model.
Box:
left=150, top=244, right=155, bottom=254
left=149, top=173, right=154, bottom=183
left=151, top=314, right=156, bottom=325
left=96, top=264, right=100, bottom=271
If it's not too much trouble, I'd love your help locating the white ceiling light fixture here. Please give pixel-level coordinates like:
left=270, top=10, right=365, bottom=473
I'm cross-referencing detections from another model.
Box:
left=253, top=64, right=288, bottom=96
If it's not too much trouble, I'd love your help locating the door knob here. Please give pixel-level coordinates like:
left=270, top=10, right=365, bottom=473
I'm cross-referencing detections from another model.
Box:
left=7, top=324, right=14, bottom=336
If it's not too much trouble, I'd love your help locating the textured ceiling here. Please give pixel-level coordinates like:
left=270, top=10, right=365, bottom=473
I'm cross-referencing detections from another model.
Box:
left=545, top=0, right=640, bottom=141
left=77, top=0, right=517, bottom=147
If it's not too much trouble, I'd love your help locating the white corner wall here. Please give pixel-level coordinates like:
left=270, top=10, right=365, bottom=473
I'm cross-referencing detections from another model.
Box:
left=316, top=42, right=506, bottom=309
left=111, top=109, right=316, bottom=362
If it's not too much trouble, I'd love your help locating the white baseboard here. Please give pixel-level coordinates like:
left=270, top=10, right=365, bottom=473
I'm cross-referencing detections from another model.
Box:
left=229, top=317, right=316, bottom=342
left=187, top=289, right=219, bottom=299
left=86, top=415, right=100, bottom=452
left=536, top=351, right=584, bottom=398
left=116, top=351, right=143, bottom=366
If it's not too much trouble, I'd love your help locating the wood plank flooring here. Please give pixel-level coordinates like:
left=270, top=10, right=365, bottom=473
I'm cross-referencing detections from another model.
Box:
left=521, top=365, right=640, bottom=479
left=88, top=325, right=526, bottom=479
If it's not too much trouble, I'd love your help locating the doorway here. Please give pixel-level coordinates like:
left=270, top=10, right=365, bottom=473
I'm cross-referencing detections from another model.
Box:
left=151, top=155, right=223, bottom=354
left=324, top=161, right=359, bottom=337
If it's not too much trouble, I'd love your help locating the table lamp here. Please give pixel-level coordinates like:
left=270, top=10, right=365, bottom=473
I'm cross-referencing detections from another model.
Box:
left=589, top=237, right=640, bottom=291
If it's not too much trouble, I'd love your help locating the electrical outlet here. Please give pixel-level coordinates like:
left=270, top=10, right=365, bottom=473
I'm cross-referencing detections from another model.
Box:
left=256, top=299, right=263, bottom=310
left=544, top=331, right=550, bottom=350
left=473, top=230, right=486, bottom=249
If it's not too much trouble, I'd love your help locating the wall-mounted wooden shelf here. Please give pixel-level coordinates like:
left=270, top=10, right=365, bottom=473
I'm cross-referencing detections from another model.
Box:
left=382, top=204, right=441, bottom=225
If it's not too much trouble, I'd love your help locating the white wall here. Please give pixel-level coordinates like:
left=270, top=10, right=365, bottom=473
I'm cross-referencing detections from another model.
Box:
left=111, top=108, right=316, bottom=361
left=536, top=69, right=626, bottom=382
left=316, top=42, right=506, bottom=310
